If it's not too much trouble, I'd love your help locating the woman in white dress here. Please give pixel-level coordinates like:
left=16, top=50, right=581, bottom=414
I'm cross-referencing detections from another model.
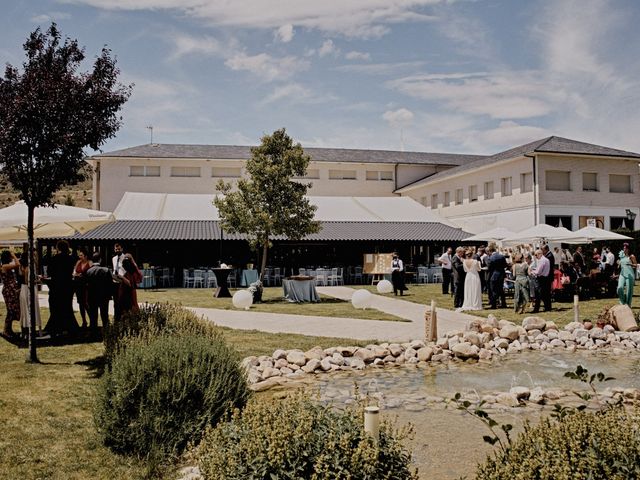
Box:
left=457, top=249, right=483, bottom=311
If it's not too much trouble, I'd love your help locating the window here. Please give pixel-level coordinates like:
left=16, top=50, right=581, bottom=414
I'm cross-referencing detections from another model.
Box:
left=444, top=191, right=451, bottom=206
left=305, top=169, right=320, bottom=179
left=546, top=170, right=571, bottom=191
left=431, top=193, right=438, bottom=208
left=365, top=170, right=393, bottom=181
left=583, top=172, right=598, bottom=191
left=170, top=166, right=200, bottom=177
left=609, top=174, right=632, bottom=193
left=329, top=169, right=357, bottom=180
left=455, top=188, right=463, bottom=205
left=469, top=184, right=478, bottom=202
left=129, top=165, right=160, bottom=177
left=484, top=181, right=494, bottom=200
left=611, top=217, right=626, bottom=230
left=545, top=215, right=573, bottom=230
left=501, top=177, right=512, bottom=196
left=520, top=172, right=533, bottom=193
left=212, top=166, right=241, bottom=178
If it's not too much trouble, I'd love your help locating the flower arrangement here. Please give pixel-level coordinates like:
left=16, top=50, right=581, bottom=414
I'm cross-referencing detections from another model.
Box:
left=248, top=280, right=263, bottom=303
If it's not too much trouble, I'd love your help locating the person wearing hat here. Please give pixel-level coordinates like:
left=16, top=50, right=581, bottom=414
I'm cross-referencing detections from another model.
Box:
left=390, top=252, right=407, bottom=296
left=617, top=243, right=637, bottom=307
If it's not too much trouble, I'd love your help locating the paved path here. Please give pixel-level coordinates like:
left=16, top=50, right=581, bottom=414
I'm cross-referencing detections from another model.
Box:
left=31, top=286, right=479, bottom=343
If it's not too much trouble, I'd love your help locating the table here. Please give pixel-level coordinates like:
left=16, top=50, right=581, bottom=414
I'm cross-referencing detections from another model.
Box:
left=240, top=269, right=259, bottom=287
left=283, top=278, right=320, bottom=303
left=211, top=268, right=232, bottom=298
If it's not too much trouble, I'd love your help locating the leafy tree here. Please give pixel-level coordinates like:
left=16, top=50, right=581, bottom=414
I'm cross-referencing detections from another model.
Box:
left=214, top=128, right=320, bottom=279
left=0, top=24, right=131, bottom=362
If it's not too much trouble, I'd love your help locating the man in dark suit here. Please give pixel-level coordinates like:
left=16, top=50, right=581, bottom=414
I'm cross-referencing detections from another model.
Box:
left=486, top=245, right=507, bottom=309
left=85, top=252, right=113, bottom=338
left=451, top=247, right=466, bottom=308
left=473, top=246, right=487, bottom=294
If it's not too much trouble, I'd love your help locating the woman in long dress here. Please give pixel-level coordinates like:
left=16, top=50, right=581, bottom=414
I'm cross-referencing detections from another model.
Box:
left=19, top=256, right=41, bottom=338
left=1, top=250, right=21, bottom=337
left=458, top=249, right=482, bottom=311
left=512, top=253, right=530, bottom=314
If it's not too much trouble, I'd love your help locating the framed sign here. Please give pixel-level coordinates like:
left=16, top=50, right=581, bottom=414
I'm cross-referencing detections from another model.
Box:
left=363, top=253, right=394, bottom=275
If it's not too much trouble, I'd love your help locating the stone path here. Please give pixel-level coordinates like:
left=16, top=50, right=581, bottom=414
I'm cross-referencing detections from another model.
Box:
left=30, top=286, right=479, bottom=343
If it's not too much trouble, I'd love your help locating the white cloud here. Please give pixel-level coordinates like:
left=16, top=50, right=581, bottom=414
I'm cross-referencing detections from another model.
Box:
left=318, top=39, right=338, bottom=57
left=31, top=12, right=71, bottom=23
left=383, top=108, right=414, bottom=127
left=335, top=60, right=425, bottom=75
left=169, top=33, right=224, bottom=59
left=259, top=83, right=336, bottom=106
left=64, top=0, right=440, bottom=38
left=225, top=52, right=310, bottom=81
left=275, top=24, right=294, bottom=43
left=345, top=50, right=370, bottom=61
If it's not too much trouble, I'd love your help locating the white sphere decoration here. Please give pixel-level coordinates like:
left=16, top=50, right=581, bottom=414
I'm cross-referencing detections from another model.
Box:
left=232, top=290, right=253, bottom=310
left=376, top=279, right=393, bottom=294
left=351, top=289, right=373, bottom=310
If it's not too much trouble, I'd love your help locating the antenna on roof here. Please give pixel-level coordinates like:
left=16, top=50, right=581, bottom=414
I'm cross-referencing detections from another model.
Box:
left=146, top=125, right=154, bottom=144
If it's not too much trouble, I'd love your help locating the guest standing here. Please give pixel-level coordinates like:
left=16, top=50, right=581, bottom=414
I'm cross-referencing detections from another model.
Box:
left=1, top=250, right=20, bottom=337
left=390, top=252, right=407, bottom=296
left=85, top=252, right=113, bottom=338
left=617, top=243, right=637, bottom=307
left=45, top=240, right=78, bottom=337
left=18, top=256, right=41, bottom=339
left=451, top=247, right=466, bottom=309
left=73, top=248, right=92, bottom=329
left=512, top=254, right=530, bottom=314
left=115, top=254, right=143, bottom=321
left=531, top=249, right=551, bottom=313
left=437, top=247, right=454, bottom=295
left=542, top=245, right=555, bottom=310
left=457, top=249, right=482, bottom=311
left=486, top=245, right=507, bottom=309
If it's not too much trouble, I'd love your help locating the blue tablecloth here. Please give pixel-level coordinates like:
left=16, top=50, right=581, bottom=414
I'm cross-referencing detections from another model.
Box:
left=137, top=268, right=156, bottom=289
left=283, top=279, right=320, bottom=303
left=240, top=269, right=259, bottom=287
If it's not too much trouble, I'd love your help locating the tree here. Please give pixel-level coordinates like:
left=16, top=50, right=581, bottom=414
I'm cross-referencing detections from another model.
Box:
left=214, top=128, right=320, bottom=281
left=0, top=24, right=131, bottom=362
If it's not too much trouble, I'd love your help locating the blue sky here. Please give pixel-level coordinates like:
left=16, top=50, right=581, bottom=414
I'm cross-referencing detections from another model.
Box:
left=2, top=0, right=640, bottom=155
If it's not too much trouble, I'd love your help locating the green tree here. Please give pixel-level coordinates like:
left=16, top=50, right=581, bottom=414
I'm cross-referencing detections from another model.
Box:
left=214, top=128, right=320, bottom=279
left=0, top=24, right=131, bottom=362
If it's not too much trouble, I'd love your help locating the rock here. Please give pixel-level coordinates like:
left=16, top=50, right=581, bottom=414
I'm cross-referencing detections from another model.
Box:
left=495, top=338, right=509, bottom=349
left=407, top=357, right=419, bottom=364
left=347, top=357, right=366, bottom=369
left=389, top=343, right=404, bottom=356
left=590, top=328, right=607, bottom=340
left=481, top=324, right=496, bottom=334
left=485, top=315, right=499, bottom=328
left=608, top=304, right=639, bottom=331
left=603, top=324, right=616, bottom=334
left=436, top=337, right=449, bottom=348
left=337, top=346, right=357, bottom=357
left=499, top=325, right=520, bottom=341
left=372, top=346, right=389, bottom=358
left=323, top=347, right=337, bottom=355
left=417, top=347, right=434, bottom=362
left=452, top=342, right=480, bottom=359
left=550, top=339, right=565, bottom=348
left=280, top=367, right=293, bottom=375
left=304, top=346, right=325, bottom=361
left=410, top=339, right=426, bottom=349
left=496, top=392, right=520, bottom=407
left=289, top=364, right=300, bottom=371
left=353, top=348, right=375, bottom=362
left=383, top=355, right=396, bottom=363
left=247, top=370, right=261, bottom=384
left=544, top=390, right=564, bottom=400
left=498, top=320, right=516, bottom=329
left=479, top=348, right=493, bottom=360
left=583, top=321, right=593, bottom=330
left=320, top=357, right=332, bottom=371
left=373, top=358, right=384, bottom=366
left=241, top=356, right=259, bottom=370
left=395, top=356, right=406, bottom=365
left=431, top=352, right=451, bottom=362
left=272, top=349, right=287, bottom=360
left=558, top=330, right=574, bottom=342
left=463, top=331, right=482, bottom=346
left=447, top=330, right=464, bottom=338
left=301, top=358, right=321, bottom=373
left=547, top=330, right=559, bottom=340
left=177, top=466, right=201, bottom=480
left=564, top=322, right=582, bottom=332
left=259, top=360, right=273, bottom=370
left=404, top=347, right=418, bottom=359
left=506, top=343, right=520, bottom=354
left=274, top=358, right=289, bottom=369
left=510, top=386, right=531, bottom=400
left=466, top=319, right=483, bottom=332
left=545, top=321, right=558, bottom=331
left=286, top=350, right=307, bottom=366
left=447, top=336, right=460, bottom=349
left=330, top=353, right=345, bottom=365
left=522, top=316, right=547, bottom=331
left=250, top=377, right=284, bottom=392
left=529, top=387, right=545, bottom=404
left=574, top=328, right=589, bottom=339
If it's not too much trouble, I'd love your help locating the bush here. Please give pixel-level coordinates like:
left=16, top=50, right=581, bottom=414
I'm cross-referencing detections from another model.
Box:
left=476, top=407, right=640, bottom=480
left=95, top=331, right=250, bottom=460
left=197, top=391, right=417, bottom=480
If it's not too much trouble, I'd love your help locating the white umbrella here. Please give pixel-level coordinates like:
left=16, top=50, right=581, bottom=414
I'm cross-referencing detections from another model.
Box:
left=0, top=201, right=114, bottom=240
left=501, top=224, right=577, bottom=245
left=463, top=227, right=517, bottom=242
left=560, top=226, right=633, bottom=243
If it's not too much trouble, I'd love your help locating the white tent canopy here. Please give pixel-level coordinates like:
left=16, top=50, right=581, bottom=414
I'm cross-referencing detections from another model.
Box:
left=463, top=227, right=517, bottom=242
left=0, top=201, right=114, bottom=240
left=113, top=192, right=458, bottom=225
left=560, top=226, right=633, bottom=243
left=501, top=224, right=578, bottom=245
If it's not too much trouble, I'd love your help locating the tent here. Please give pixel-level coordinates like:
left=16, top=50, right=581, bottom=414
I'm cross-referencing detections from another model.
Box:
left=463, top=227, right=517, bottom=243
left=501, top=224, right=577, bottom=245
left=0, top=201, right=114, bottom=240
left=559, top=226, right=633, bottom=243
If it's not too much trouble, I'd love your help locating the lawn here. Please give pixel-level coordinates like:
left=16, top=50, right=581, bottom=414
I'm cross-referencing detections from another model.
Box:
left=0, top=303, right=374, bottom=480
left=362, top=283, right=640, bottom=329
left=137, top=286, right=407, bottom=322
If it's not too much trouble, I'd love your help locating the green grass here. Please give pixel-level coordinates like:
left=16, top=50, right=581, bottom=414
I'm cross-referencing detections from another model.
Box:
left=137, top=287, right=407, bottom=322
left=362, top=283, right=640, bottom=329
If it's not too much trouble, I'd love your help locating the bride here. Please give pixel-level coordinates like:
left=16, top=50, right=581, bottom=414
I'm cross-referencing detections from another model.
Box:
left=457, top=249, right=483, bottom=311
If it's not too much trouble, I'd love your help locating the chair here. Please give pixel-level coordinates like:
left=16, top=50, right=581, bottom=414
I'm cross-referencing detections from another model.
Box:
left=227, top=269, right=237, bottom=288
left=417, top=266, right=428, bottom=284
left=327, top=267, right=339, bottom=286
left=298, top=267, right=306, bottom=276
left=315, top=268, right=327, bottom=286
left=263, top=267, right=272, bottom=286
left=160, top=267, right=171, bottom=287
left=336, top=267, right=344, bottom=286
left=193, top=269, right=204, bottom=288
left=353, top=266, right=363, bottom=284
left=206, top=269, right=217, bottom=288
left=431, top=272, right=442, bottom=283
left=273, top=267, right=282, bottom=286
left=183, top=269, right=194, bottom=288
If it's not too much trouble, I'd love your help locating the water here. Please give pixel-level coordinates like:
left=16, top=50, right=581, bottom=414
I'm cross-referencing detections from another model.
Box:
left=314, top=350, right=640, bottom=405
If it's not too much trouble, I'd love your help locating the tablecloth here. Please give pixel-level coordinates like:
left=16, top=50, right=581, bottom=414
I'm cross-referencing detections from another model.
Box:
left=283, top=278, right=320, bottom=303
left=240, top=269, right=259, bottom=287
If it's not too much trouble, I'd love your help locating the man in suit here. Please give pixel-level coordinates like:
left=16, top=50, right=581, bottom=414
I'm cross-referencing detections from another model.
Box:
left=486, top=245, right=507, bottom=309
left=473, top=246, right=487, bottom=294
left=437, top=247, right=454, bottom=295
left=112, top=242, right=125, bottom=276
left=451, top=247, right=466, bottom=308
left=85, top=252, right=114, bottom=338
left=531, top=249, right=551, bottom=312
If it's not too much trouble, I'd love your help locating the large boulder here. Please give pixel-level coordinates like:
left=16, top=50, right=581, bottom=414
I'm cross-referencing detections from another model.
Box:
left=417, top=347, right=434, bottom=362
left=522, top=316, right=547, bottom=331
left=451, top=342, right=480, bottom=359
left=608, top=304, right=639, bottom=332
left=286, top=350, right=307, bottom=366
left=304, top=346, right=325, bottom=361
left=499, top=325, right=520, bottom=341
left=353, top=348, right=375, bottom=362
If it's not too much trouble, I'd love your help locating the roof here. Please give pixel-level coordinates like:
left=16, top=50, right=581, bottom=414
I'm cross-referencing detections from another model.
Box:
left=92, top=143, right=484, bottom=166
left=75, top=220, right=469, bottom=242
left=113, top=192, right=459, bottom=226
left=396, top=136, right=640, bottom=192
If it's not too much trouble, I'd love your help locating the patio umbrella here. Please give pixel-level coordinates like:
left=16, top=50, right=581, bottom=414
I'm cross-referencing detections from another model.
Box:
left=501, top=224, right=577, bottom=245
left=0, top=201, right=114, bottom=240
left=463, top=227, right=517, bottom=242
left=560, top=226, right=633, bottom=243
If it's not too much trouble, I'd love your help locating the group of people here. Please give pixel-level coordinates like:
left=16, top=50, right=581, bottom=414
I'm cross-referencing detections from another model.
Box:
left=1, top=241, right=142, bottom=340
left=438, top=242, right=637, bottom=313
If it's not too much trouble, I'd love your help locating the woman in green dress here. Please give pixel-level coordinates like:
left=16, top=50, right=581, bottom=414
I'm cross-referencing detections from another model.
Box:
left=512, top=253, right=530, bottom=314
left=617, top=243, right=637, bottom=307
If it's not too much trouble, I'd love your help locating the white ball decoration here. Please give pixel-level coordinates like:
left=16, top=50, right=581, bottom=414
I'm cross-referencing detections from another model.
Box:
left=376, top=279, right=393, bottom=294
left=351, top=289, right=373, bottom=310
left=232, top=290, right=253, bottom=310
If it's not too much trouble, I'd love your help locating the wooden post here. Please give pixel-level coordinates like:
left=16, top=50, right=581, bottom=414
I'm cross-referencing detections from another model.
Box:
left=573, top=295, right=580, bottom=323
left=364, top=406, right=380, bottom=446
left=425, top=300, right=438, bottom=342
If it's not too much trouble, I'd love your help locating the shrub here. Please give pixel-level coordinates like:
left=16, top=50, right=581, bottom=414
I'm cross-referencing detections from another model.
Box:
left=95, top=331, right=250, bottom=460
left=197, top=391, right=417, bottom=480
left=476, top=407, right=640, bottom=480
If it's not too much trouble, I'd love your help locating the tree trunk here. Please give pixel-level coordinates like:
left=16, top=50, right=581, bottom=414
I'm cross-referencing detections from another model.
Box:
left=260, top=238, right=269, bottom=282
left=26, top=204, right=39, bottom=363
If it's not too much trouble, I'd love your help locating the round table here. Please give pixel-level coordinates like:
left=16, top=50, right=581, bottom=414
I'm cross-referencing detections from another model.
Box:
left=211, top=268, right=232, bottom=298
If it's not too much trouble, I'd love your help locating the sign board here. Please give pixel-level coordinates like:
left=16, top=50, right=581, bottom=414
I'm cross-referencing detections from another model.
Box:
left=587, top=218, right=596, bottom=227
left=363, top=253, right=394, bottom=275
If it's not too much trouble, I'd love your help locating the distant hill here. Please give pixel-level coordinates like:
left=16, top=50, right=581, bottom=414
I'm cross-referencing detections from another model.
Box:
left=0, top=172, right=93, bottom=209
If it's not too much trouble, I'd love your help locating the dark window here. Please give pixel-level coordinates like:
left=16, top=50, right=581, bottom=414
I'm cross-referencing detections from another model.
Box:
left=545, top=215, right=572, bottom=230
left=610, top=216, right=634, bottom=230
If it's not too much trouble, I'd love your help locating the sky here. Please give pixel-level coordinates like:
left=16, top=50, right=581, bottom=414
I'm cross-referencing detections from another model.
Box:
left=2, top=0, right=640, bottom=156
